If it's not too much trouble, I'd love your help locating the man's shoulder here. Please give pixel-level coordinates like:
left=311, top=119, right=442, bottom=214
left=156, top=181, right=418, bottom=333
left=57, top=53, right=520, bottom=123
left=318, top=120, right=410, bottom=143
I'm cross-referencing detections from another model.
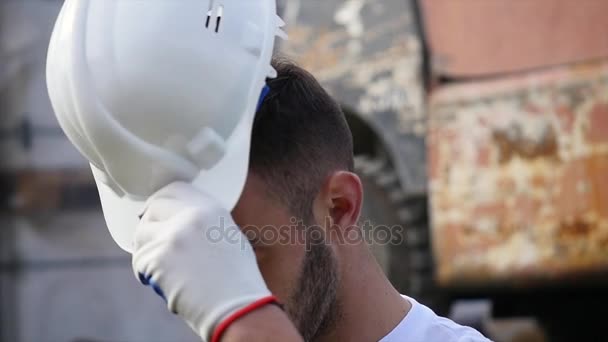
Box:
left=380, top=296, right=492, bottom=342
left=421, top=313, right=491, bottom=342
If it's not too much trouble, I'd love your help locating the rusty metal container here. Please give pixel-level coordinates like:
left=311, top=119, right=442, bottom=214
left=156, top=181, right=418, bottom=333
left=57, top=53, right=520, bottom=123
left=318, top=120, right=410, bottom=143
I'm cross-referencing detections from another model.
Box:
left=429, top=60, right=608, bottom=286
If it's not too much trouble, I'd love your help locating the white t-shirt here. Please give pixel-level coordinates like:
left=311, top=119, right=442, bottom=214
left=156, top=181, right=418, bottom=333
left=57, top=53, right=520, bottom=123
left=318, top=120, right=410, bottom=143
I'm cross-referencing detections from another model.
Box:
left=380, top=296, right=492, bottom=342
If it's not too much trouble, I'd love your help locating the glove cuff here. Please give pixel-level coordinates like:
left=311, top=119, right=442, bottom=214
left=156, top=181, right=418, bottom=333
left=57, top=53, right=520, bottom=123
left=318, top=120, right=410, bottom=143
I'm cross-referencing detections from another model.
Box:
left=210, top=295, right=281, bottom=342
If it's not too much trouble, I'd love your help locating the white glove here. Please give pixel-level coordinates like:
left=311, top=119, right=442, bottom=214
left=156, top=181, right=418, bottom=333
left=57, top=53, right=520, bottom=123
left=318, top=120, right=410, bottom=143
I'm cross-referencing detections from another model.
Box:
left=132, top=182, right=277, bottom=342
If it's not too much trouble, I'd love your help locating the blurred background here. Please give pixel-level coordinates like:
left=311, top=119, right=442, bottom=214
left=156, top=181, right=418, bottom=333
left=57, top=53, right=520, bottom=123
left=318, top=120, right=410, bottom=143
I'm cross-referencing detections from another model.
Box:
left=1, top=1, right=608, bottom=341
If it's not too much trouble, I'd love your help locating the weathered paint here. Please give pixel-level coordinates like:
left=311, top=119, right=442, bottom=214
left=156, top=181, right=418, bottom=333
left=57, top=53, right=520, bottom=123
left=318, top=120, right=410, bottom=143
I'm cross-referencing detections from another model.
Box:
left=279, top=0, right=428, bottom=194
left=280, top=0, right=423, bottom=131
left=429, top=60, right=608, bottom=286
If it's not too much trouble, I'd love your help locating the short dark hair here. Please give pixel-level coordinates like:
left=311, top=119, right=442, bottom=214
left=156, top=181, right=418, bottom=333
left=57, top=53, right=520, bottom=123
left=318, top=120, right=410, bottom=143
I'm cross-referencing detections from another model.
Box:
left=250, top=57, right=354, bottom=220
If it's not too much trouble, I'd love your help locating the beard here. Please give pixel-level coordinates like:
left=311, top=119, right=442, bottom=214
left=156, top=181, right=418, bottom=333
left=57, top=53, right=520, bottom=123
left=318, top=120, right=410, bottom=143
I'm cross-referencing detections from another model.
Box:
left=285, top=231, right=341, bottom=342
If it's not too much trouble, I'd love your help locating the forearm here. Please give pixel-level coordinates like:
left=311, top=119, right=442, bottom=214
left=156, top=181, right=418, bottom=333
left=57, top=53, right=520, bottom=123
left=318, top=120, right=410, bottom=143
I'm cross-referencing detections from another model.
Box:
left=221, top=305, right=303, bottom=342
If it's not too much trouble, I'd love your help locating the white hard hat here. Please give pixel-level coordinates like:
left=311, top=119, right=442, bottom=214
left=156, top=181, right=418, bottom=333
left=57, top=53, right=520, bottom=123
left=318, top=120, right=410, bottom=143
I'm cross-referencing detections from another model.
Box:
left=46, top=0, right=286, bottom=253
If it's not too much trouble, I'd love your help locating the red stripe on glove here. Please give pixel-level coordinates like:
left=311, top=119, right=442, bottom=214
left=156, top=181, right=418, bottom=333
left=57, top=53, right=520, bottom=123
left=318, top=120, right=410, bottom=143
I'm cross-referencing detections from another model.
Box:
left=211, top=295, right=281, bottom=342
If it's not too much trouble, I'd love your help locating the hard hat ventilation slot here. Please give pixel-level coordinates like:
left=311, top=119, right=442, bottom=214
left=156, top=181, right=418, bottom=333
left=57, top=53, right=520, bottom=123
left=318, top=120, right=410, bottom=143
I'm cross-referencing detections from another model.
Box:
left=205, top=12, right=212, bottom=29
left=205, top=2, right=224, bottom=33
left=215, top=6, right=223, bottom=33
left=205, top=0, right=214, bottom=28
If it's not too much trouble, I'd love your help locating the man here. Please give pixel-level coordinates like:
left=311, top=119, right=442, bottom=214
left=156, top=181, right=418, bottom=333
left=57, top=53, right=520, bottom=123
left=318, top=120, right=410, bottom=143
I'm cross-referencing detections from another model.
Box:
left=46, top=2, right=488, bottom=340
left=133, top=58, right=491, bottom=342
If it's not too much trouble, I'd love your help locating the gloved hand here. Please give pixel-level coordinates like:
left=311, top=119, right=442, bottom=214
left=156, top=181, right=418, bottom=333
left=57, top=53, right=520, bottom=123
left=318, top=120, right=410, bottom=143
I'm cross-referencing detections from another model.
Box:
left=132, top=182, right=278, bottom=342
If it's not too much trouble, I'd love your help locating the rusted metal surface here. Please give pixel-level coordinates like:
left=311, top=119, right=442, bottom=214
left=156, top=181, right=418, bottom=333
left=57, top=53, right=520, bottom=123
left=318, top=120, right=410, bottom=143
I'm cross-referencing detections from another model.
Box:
left=280, top=0, right=423, bottom=127
left=429, top=60, right=608, bottom=286
left=421, top=0, right=608, bottom=78
left=279, top=0, right=428, bottom=194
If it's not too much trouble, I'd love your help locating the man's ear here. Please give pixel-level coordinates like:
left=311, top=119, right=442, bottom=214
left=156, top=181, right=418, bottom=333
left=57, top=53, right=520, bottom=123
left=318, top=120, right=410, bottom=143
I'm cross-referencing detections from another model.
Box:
left=314, top=171, right=363, bottom=229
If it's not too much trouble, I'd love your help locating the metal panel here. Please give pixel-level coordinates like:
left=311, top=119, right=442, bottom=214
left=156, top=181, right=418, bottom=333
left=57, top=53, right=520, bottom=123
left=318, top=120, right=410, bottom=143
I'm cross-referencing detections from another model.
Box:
left=429, top=60, right=608, bottom=286
left=14, top=267, right=199, bottom=342
left=0, top=210, right=200, bottom=342
left=11, top=211, right=124, bottom=262
left=421, top=0, right=608, bottom=77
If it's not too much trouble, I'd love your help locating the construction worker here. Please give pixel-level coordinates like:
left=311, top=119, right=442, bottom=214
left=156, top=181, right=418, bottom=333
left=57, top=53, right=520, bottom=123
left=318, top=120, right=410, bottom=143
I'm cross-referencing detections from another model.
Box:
left=47, top=1, right=491, bottom=341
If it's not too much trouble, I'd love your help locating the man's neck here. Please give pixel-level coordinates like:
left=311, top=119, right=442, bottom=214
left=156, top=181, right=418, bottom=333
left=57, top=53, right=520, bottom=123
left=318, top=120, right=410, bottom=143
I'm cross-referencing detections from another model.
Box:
left=318, top=241, right=411, bottom=342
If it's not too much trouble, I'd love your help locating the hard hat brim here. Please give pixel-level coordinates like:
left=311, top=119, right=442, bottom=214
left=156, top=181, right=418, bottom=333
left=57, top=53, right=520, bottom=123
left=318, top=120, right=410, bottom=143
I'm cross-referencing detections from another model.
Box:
left=91, top=107, right=254, bottom=254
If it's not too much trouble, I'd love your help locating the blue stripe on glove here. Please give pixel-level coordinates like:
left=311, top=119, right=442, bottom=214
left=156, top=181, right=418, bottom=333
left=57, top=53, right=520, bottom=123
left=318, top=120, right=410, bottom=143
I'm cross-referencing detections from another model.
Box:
left=138, top=272, right=167, bottom=302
